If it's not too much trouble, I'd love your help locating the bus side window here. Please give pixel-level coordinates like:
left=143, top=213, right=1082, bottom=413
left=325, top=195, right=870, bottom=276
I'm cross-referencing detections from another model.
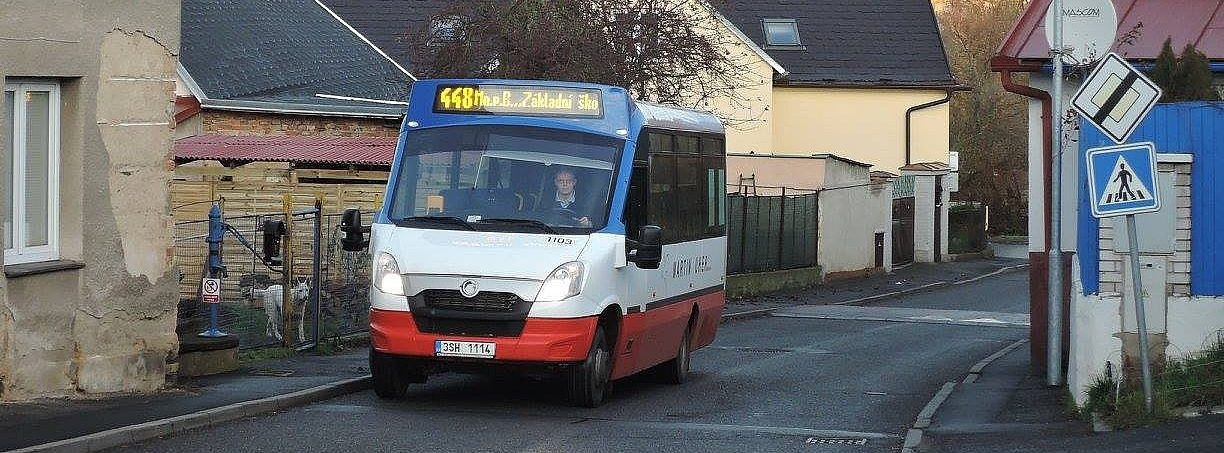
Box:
left=702, top=137, right=727, bottom=235
left=625, top=164, right=649, bottom=242
left=648, top=152, right=676, bottom=243
left=675, top=135, right=701, bottom=241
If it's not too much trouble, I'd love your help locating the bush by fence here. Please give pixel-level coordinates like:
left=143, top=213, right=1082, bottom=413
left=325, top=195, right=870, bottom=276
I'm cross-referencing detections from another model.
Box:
left=948, top=202, right=987, bottom=254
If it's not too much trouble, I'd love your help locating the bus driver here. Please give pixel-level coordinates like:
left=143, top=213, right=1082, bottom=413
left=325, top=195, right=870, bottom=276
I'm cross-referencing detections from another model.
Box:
left=545, top=168, right=592, bottom=227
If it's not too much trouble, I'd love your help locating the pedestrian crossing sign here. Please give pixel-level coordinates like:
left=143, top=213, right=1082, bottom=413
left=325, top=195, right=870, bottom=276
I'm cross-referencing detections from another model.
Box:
left=1086, top=142, right=1161, bottom=218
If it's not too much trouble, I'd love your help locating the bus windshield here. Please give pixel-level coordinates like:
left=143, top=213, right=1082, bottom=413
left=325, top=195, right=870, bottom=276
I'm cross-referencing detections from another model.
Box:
left=387, top=125, right=623, bottom=233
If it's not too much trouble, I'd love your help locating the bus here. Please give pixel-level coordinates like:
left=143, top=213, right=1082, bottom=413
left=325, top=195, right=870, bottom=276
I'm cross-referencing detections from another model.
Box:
left=346, top=79, right=727, bottom=407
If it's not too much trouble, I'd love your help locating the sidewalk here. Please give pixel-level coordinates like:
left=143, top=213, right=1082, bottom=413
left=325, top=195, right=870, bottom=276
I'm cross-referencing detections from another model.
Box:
left=0, top=349, right=370, bottom=452
left=922, top=344, right=1224, bottom=453
left=722, top=257, right=1028, bottom=318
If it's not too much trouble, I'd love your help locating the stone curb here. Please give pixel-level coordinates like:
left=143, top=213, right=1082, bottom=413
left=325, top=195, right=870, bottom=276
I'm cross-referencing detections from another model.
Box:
left=5, top=376, right=372, bottom=453
left=902, top=337, right=1028, bottom=453
left=722, top=263, right=1030, bottom=323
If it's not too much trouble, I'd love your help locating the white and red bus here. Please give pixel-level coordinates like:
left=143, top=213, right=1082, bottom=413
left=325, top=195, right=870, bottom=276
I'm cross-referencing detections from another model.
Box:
left=350, top=79, right=727, bottom=407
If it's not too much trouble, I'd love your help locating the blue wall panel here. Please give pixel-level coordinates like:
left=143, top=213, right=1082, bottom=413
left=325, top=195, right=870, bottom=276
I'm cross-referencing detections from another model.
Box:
left=1076, top=102, right=1224, bottom=295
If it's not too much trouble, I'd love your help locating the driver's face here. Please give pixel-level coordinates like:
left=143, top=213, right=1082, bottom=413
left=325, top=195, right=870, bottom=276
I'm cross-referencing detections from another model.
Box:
left=554, top=172, right=576, bottom=196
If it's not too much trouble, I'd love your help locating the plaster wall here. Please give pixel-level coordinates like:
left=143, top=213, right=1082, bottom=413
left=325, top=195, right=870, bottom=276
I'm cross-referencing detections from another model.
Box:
left=817, top=161, right=891, bottom=275
left=725, top=155, right=826, bottom=190
left=1026, top=75, right=1081, bottom=253
left=0, top=0, right=180, bottom=399
left=771, top=87, right=950, bottom=172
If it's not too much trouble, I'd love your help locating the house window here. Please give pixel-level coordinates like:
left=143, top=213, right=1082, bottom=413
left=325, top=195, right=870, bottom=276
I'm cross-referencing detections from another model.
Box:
left=762, top=19, right=801, bottom=46
left=4, top=81, right=60, bottom=265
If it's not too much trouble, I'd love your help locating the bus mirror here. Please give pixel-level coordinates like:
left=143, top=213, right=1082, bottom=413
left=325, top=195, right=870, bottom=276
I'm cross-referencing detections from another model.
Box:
left=632, top=225, right=663, bottom=269
left=340, top=209, right=369, bottom=252
left=262, top=220, right=286, bottom=266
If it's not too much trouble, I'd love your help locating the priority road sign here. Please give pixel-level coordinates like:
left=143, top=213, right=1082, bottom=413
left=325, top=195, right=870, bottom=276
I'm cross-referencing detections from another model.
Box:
left=201, top=277, right=222, bottom=304
left=1085, top=142, right=1161, bottom=218
left=1071, top=52, right=1162, bottom=144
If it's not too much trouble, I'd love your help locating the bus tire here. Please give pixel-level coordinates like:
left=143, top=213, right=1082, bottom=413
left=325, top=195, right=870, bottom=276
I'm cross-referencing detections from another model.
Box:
left=371, top=350, right=413, bottom=399
left=660, top=312, right=696, bottom=385
left=567, top=325, right=612, bottom=408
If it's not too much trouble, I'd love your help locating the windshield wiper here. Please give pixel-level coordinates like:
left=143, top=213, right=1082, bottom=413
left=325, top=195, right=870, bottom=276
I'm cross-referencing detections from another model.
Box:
left=397, top=216, right=476, bottom=231
left=476, top=218, right=558, bottom=234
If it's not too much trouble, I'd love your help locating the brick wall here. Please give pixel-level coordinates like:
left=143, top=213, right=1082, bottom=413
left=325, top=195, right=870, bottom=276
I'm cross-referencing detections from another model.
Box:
left=202, top=111, right=401, bottom=137
left=1098, top=162, right=1191, bottom=296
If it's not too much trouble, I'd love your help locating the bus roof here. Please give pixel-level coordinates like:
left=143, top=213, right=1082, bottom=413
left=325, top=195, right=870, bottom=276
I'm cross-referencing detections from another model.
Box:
left=405, top=79, right=724, bottom=137
left=634, top=101, right=724, bottom=135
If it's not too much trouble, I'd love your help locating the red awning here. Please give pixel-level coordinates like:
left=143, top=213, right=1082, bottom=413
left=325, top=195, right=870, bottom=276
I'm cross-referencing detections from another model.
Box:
left=174, top=134, right=397, bottom=167
left=995, top=0, right=1223, bottom=68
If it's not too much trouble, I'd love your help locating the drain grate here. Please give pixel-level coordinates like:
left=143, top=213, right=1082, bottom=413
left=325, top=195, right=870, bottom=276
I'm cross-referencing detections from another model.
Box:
left=805, top=437, right=868, bottom=446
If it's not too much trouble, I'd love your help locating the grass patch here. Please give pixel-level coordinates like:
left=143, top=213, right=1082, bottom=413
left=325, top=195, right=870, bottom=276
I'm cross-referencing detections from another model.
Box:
left=1082, top=337, right=1224, bottom=429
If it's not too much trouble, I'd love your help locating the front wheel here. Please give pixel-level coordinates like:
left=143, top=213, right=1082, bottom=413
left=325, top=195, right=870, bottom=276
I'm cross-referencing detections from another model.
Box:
left=567, top=325, right=612, bottom=407
left=371, top=350, right=423, bottom=399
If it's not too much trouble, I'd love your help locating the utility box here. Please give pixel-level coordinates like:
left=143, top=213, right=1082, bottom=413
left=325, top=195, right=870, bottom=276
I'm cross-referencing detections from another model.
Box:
left=1121, top=256, right=1167, bottom=334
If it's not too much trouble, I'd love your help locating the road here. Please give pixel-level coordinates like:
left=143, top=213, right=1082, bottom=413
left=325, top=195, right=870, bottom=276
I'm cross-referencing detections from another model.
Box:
left=113, top=270, right=1029, bottom=452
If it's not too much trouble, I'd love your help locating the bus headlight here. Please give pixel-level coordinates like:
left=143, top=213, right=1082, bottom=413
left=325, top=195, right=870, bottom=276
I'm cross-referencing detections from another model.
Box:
left=374, top=252, right=405, bottom=296
left=535, top=261, right=584, bottom=302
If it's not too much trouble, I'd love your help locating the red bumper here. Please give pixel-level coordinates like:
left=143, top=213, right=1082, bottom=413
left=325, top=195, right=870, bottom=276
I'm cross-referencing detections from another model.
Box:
left=370, top=309, right=597, bottom=362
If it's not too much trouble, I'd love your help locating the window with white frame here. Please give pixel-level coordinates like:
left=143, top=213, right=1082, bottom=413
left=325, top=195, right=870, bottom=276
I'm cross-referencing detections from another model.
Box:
left=4, top=81, right=60, bottom=265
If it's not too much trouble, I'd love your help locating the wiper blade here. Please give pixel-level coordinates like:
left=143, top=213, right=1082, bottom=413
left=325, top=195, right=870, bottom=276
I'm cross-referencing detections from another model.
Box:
left=397, top=216, right=475, bottom=231
left=477, top=218, right=558, bottom=234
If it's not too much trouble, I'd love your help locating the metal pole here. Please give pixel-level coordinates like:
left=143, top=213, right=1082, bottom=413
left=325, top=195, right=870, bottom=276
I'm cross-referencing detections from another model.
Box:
left=201, top=203, right=226, bottom=338
left=1048, top=0, right=1065, bottom=387
left=312, top=199, right=323, bottom=349
left=1126, top=215, right=1154, bottom=413
left=778, top=187, right=786, bottom=268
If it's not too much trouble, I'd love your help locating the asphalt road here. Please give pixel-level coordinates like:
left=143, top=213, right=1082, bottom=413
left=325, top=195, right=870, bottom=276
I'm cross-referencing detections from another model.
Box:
left=113, top=269, right=1029, bottom=453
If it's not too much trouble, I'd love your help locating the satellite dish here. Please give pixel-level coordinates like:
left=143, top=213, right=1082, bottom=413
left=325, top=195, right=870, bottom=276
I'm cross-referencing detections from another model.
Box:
left=1044, top=0, right=1118, bottom=65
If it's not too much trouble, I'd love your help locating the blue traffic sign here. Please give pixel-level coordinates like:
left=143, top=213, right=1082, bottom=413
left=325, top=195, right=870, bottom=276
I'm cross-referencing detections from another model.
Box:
left=1085, top=142, right=1161, bottom=218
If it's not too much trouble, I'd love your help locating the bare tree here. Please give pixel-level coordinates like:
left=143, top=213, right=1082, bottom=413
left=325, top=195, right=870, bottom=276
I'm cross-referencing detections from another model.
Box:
left=936, top=0, right=1030, bottom=235
left=403, top=0, right=767, bottom=127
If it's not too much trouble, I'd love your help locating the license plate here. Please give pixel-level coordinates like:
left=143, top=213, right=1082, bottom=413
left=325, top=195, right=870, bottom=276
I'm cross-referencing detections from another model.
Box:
left=435, top=340, right=496, bottom=358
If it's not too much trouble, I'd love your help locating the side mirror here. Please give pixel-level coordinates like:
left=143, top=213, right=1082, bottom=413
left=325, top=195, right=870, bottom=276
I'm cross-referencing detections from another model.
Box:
left=630, top=225, right=663, bottom=269
left=340, top=209, right=369, bottom=252
left=262, top=220, right=286, bottom=266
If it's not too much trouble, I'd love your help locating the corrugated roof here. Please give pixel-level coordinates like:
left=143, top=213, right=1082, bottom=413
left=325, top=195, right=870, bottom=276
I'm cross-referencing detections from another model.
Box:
left=175, top=134, right=397, bottom=167
left=716, top=0, right=958, bottom=87
left=996, top=0, right=1224, bottom=64
left=181, top=0, right=412, bottom=112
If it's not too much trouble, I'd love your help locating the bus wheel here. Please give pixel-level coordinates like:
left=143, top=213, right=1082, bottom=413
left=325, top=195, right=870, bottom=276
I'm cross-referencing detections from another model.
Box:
left=371, top=350, right=415, bottom=399
left=567, top=325, right=612, bottom=407
left=662, top=315, right=694, bottom=385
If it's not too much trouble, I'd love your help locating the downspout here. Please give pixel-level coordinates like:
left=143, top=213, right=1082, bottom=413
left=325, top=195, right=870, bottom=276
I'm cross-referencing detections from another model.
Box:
left=998, top=69, right=1052, bottom=250
left=905, top=90, right=952, bottom=165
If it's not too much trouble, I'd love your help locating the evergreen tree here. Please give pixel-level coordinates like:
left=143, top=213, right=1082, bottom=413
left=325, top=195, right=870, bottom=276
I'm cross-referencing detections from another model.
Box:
left=1150, top=37, right=1179, bottom=102
left=1175, top=43, right=1220, bottom=101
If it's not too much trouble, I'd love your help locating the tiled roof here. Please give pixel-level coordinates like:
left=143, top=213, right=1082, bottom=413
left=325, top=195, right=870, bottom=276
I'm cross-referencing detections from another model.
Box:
left=319, top=0, right=453, bottom=71
left=716, top=0, right=958, bottom=87
left=994, top=0, right=1224, bottom=67
left=181, top=0, right=412, bottom=113
left=175, top=134, right=397, bottom=167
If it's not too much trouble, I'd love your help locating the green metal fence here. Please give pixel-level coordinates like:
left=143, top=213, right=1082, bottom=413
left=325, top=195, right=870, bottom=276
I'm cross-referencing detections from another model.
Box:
left=727, top=188, right=819, bottom=274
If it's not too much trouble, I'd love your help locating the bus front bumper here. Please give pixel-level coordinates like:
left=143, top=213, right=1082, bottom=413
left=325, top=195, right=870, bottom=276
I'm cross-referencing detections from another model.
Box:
left=370, top=309, right=596, bottom=363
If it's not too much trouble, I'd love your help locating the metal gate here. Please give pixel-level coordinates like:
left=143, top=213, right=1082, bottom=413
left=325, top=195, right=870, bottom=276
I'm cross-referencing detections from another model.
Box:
left=892, top=175, right=916, bottom=266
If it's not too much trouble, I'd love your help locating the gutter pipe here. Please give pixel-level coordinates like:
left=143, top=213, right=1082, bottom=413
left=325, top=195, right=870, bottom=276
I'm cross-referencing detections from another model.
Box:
left=904, top=90, right=952, bottom=165
left=998, top=69, right=1053, bottom=250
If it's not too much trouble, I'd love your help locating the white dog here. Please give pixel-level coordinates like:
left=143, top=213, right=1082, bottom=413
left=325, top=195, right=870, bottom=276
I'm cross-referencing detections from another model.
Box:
left=252, top=280, right=310, bottom=342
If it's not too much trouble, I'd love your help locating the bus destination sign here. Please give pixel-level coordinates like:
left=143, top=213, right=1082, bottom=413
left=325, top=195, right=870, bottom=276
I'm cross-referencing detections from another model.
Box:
left=433, top=84, right=603, bottom=118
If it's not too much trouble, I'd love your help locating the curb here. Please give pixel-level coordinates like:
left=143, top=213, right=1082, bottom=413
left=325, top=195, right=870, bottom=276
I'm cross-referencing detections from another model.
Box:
left=7, top=376, right=372, bottom=453
left=901, top=337, right=1028, bottom=453
left=722, top=263, right=1030, bottom=322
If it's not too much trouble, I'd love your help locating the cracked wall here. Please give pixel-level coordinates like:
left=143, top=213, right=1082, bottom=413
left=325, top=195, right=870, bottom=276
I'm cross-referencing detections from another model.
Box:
left=0, top=1, right=180, bottom=400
